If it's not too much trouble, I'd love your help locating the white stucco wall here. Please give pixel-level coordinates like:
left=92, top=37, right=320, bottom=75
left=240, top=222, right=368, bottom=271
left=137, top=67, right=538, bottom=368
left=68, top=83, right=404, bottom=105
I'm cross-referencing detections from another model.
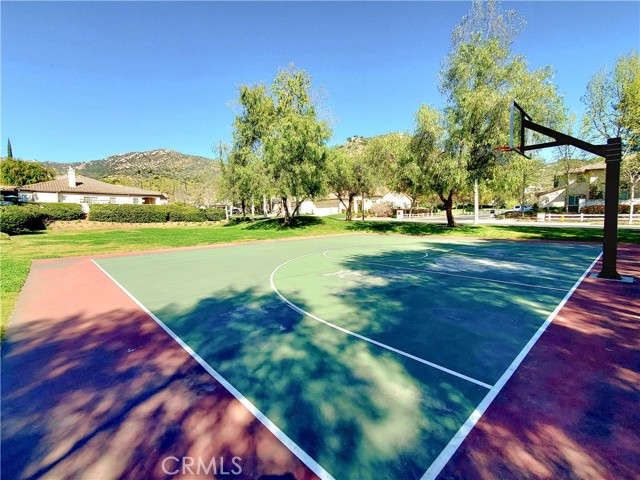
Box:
left=381, top=192, right=411, bottom=209
left=28, top=192, right=59, bottom=203
left=20, top=191, right=167, bottom=206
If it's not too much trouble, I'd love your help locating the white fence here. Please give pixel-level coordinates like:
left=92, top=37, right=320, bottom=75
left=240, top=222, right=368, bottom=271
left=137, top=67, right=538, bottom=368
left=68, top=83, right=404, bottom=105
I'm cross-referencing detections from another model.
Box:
left=537, top=213, right=639, bottom=223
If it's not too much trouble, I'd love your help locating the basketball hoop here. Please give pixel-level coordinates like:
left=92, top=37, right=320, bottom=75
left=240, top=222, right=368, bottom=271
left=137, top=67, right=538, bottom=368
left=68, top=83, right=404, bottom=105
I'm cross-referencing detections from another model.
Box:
left=492, top=146, right=511, bottom=153
left=492, top=145, right=512, bottom=164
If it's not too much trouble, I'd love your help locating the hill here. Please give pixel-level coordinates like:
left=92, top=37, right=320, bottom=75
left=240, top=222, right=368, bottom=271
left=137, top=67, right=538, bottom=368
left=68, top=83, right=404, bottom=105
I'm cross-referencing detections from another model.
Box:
left=42, top=149, right=221, bottom=205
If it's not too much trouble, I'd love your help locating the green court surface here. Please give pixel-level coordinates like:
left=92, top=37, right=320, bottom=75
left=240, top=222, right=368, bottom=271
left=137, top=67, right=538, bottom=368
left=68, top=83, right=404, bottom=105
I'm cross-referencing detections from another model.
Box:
left=94, top=235, right=601, bottom=480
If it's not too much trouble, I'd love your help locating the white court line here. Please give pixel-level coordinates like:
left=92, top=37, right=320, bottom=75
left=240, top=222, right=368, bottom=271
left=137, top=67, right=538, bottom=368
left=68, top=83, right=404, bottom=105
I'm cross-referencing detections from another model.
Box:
left=419, top=251, right=603, bottom=480
left=91, top=259, right=335, bottom=480
left=323, top=249, right=429, bottom=261
left=433, top=247, right=598, bottom=265
left=323, top=252, right=570, bottom=293
left=270, top=253, right=493, bottom=390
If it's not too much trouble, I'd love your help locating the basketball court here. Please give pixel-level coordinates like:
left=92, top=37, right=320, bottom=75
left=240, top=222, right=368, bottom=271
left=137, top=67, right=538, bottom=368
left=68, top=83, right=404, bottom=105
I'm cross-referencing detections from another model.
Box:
left=5, top=234, right=638, bottom=479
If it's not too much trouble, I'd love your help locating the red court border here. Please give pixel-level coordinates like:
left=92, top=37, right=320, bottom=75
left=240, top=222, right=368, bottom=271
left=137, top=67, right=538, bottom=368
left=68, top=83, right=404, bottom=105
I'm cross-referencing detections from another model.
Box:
left=2, top=239, right=639, bottom=479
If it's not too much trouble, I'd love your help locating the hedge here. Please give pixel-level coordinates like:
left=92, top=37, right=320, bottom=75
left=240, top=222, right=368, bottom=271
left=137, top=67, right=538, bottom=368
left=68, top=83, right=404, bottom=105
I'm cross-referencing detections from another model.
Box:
left=581, top=204, right=630, bottom=214
left=203, top=208, right=226, bottom=221
left=167, top=205, right=207, bottom=222
left=0, top=206, right=46, bottom=235
left=89, top=204, right=170, bottom=223
left=28, top=203, right=84, bottom=222
left=88, top=204, right=227, bottom=223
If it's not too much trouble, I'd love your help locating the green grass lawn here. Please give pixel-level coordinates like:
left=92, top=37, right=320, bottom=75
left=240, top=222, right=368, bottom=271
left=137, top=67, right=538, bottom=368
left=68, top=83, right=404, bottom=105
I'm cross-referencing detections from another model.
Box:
left=2, top=216, right=639, bottom=337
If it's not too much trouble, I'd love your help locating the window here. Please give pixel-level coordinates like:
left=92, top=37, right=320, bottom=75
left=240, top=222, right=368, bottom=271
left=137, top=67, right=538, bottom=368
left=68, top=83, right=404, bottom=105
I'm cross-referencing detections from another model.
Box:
left=60, top=195, right=67, bottom=202
left=568, top=195, right=585, bottom=206
left=132, top=198, right=139, bottom=204
left=82, top=196, right=99, bottom=204
left=109, top=197, right=116, bottom=204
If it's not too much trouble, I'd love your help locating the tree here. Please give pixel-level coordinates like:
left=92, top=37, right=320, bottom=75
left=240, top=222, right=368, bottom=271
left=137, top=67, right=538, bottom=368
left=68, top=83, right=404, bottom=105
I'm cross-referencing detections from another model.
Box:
left=327, top=138, right=376, bottom=221
left=0, top=158, right=55, bottom=186
left=622, top=153, right=640, bottom=223
left=219, top=84, right=276, bottom=215
left=7, top=139, right=13, bottom=160
left=498, top=154, right=544, bottom=210
left=581, top=49, right=640, bottom=157
left=413, top=105, right=468, bottom=227
left=440, top=0, right=565, bottom=224
left=366, top=133, right=422, bottom=211
left=263, top=66, right=331, bottom=224
left=553, top=113, right=585, bottom=212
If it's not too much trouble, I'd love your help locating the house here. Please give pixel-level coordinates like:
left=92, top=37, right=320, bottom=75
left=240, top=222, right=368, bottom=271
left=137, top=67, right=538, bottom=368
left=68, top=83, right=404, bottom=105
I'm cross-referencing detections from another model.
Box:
left=358, top=190, right=412, bottom=211
left=18, top=167, right=168, bottom=212
left=538, top=162, right=607, bottom=210
left=538, top=161, right=636, bottom=211
left=285, top=190, right=412, bottom=217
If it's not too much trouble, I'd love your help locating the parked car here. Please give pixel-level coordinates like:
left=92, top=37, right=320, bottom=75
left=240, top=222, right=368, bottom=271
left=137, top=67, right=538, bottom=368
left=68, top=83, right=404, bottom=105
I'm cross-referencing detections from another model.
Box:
left=512, top=205, right=532, bottom=213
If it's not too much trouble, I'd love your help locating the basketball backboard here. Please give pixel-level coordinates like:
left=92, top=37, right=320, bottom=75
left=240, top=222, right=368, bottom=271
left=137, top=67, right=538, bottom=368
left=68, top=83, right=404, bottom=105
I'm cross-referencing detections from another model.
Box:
left=510, top=101, right=532, bottom=158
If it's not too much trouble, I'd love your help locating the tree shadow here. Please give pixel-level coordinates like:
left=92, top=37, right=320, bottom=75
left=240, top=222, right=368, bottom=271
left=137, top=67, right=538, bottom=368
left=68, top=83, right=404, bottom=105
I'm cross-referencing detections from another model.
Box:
left=1, top=306, right=314, bottom=480
left=242, top=217, right=324, bottom=231
left=151, top=286, right=486, bottom=480
left=437, top=249, right=640, bottom=479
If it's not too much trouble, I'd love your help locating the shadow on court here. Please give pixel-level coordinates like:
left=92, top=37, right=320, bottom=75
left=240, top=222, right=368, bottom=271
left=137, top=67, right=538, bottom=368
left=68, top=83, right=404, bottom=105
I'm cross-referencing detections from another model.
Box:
left=1, top=256, right=318, bottom=480
left=437, top=244, right=640, bottom=479
left=152, top=286, right=485, bottom=480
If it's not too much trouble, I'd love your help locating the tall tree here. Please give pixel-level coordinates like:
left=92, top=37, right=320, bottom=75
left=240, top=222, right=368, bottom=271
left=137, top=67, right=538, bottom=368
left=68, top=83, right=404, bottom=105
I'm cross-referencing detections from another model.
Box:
left=263, top=66, right=331, bottom=224
left=440, top=0, right=565, bottom=223
left=7, top=139, right=13, bottom=160
left=499, top=154, right=544, bottom=210
left=220, top=84, right=276, bottom=215
left=412, top=105, right=467, bottom=227
left=366, top=133, right=419, bottom=210
left=553, top=114, right=585, bottom=212
left=0, top=158, right=55, bottom=186
left=622, top=153, right=640, bottom=223
left=327, top=138, right=376, bottom=221
left=581, top=49, right=640, bottom=157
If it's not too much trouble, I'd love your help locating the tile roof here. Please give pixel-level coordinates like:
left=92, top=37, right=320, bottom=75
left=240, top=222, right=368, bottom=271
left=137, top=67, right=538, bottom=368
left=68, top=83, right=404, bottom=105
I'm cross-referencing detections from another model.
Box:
left=568, top=161, right=607, bottom=174
left=19, top=175, right=165, bottom=197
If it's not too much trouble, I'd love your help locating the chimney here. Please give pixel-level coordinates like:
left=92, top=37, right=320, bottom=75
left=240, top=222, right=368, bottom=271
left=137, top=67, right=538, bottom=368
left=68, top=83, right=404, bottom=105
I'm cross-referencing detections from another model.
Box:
left=68, top=167, right=76, bottom=188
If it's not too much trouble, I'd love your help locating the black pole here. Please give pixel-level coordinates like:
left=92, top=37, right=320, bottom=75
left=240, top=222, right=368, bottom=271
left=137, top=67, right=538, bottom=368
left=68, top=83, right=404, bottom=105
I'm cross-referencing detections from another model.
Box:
left=598, top=138, right=622, bottom=280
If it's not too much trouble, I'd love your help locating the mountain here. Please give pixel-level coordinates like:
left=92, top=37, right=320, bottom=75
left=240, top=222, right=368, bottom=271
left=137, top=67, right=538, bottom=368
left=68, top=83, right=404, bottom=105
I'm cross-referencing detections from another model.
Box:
left=43, top=149, right=219, bottom=180
left=43, top=149, right=221, bottom=205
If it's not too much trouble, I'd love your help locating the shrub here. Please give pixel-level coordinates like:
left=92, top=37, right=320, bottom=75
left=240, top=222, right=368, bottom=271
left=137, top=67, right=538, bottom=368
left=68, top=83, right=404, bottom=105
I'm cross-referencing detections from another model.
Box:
left=542, top=206, right=565, bottom=213
left=581, top=204, right=630, bottom=214
left=0, top=232, right=11, bottom=240
left=204, top=208, right=226, bottom=221
left=89, top=204, right=169, bottom=223
left=28, top=203, right=84, bottom=222
left=0, top=206, right=46, bottom=235
left=167, top=204, right=207, bottom=222
left=369, top=202, right=393, bottom=218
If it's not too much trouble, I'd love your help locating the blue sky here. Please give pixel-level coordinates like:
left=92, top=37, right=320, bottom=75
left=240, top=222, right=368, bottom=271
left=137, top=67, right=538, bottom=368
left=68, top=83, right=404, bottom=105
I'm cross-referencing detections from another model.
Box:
left=1, top=1, right=638, bottom=163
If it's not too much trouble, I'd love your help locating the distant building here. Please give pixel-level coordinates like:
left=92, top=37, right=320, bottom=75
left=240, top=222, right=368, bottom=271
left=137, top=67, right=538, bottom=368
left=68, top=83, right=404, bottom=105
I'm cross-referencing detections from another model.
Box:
left=18, top=167, right=168, bottom=211
left=538, top=162, right=606, bottom=210
left=537, top=161, right=635, bottom=211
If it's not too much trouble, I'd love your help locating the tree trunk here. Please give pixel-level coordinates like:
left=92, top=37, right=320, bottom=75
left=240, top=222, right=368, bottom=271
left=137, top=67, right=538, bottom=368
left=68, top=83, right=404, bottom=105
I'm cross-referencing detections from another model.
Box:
left=346, top=195, right=355, bottom=221
left=282, top=197, right=291, bottom=225
left=473, top=179, right=479, bottom=225
left=439, top=191, right=458, bottom=227
left=565, top=173, right=570, bottom=213
left=630, top=184, right=636, bottom=225
left=241, top=199, right=246, bottom=216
